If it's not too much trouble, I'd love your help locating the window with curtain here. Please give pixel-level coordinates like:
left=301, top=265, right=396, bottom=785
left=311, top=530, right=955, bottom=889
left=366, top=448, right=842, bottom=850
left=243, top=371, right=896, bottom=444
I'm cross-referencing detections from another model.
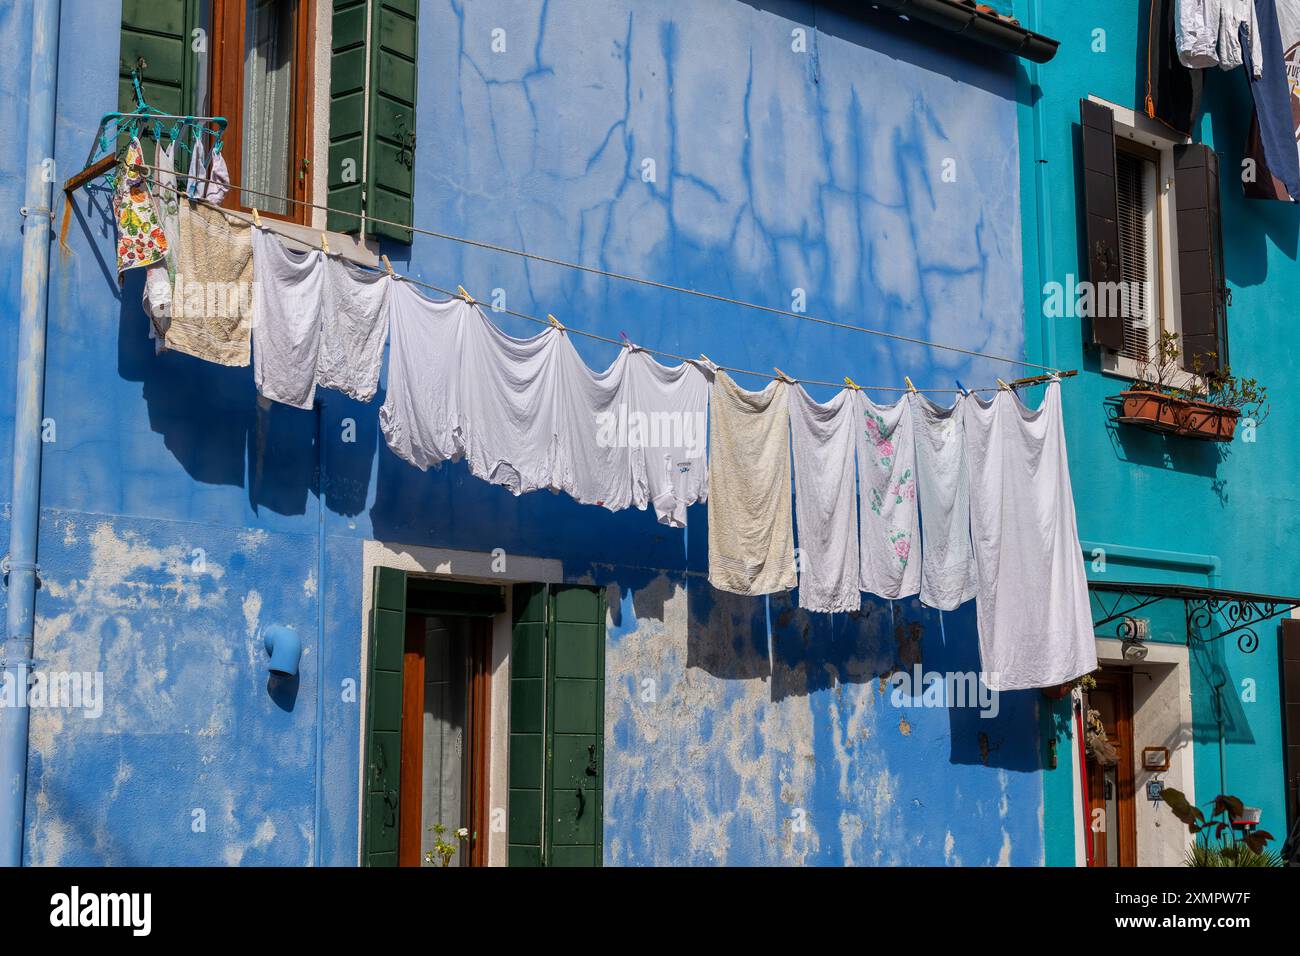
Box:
left=241, top=0, right=296, bottom=214
left=201, top=0, right=311, bottom=222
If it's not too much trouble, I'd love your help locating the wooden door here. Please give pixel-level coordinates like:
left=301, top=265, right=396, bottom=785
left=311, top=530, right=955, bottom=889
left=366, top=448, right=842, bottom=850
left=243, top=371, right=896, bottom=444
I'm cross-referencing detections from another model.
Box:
left=1086, top=668, right=1136, bottom=867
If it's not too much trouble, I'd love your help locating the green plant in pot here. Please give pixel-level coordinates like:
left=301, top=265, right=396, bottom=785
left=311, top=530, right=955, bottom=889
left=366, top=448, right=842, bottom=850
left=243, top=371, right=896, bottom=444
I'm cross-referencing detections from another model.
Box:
left=1117, top=331, right=1268, bottom=442
left=1159, top=789, right=1282, bottom=867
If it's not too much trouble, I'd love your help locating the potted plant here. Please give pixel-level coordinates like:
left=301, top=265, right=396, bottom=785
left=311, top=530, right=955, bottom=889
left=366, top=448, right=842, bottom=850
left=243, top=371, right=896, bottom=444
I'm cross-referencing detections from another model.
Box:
left=1115, top=331, right=1268, bottom=442
left=424, top=822, right=470, bottom=867
left=1159, top=789, right=1282, bottom=867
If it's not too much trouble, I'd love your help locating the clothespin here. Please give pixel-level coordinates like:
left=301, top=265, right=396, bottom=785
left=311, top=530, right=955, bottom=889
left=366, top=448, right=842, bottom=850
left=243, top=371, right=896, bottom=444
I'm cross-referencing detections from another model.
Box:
left=456, top=285, right=475, bottom=304
left=773, top=367, right=794, bottom=383
left=619, top=331, right=633, bottom=349
left=251, top=207, right=261, bottom=227
left=547, top=314, right=565, bottom=331
left=320, top=232, right=330, bottom=255
left=843, top=376, right=862, bottom=391
left=904, top=376, right=918, bottom=395
left=381, top=254, right=394, bottom=276
left=955, top=379, right=969, bottom=396
left=996, top=378, right=1012, bottom=392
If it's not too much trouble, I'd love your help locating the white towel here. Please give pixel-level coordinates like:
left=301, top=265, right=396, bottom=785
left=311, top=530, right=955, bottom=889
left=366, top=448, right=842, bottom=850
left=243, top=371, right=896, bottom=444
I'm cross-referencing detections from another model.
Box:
left=707, top=372, right=796, bottom=596
left=855, top=392, right=921, bottom=599
left=788, top=385, right=860, bottom=613
left=911, top=392, right=977, bottom=611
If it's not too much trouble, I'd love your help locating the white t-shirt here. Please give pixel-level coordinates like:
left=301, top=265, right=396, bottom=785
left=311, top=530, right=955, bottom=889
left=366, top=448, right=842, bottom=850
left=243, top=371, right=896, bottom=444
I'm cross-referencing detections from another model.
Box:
left=251, top=228, right=324, bottom=409
left=316, top=256, right=391, bottom=403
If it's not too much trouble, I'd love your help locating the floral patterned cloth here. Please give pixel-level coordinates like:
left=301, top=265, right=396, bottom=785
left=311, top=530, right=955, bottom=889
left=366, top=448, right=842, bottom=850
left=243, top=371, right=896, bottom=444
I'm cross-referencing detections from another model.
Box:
left=854, top=392, right=921, bottom=599
left=113, top=138, right=168, bottom=281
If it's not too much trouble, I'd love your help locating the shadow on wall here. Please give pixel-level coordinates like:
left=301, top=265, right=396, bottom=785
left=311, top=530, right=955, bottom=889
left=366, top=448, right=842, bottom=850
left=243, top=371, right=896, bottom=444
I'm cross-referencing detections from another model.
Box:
left=112, top=266, right=324, bottom=519
left=1103, top=408, right=1229, bottom=496
left=1191, top=623, right=1259, bottom=748
left=651, top=576, right=1044, bottom=773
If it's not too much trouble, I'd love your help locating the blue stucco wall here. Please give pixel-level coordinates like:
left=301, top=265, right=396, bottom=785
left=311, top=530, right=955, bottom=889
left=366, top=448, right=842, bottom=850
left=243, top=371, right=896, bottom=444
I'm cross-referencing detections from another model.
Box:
left=2, top=0, right=1041, bottom=865
left=1014, top=0, right=1293, bottom=858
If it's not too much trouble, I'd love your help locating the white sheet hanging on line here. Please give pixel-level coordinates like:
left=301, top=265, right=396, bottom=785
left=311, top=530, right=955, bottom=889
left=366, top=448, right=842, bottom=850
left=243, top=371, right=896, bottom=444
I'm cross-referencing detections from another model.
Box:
left=381, top=280, right=708, bottom=524
left=963, top=381, right=1097, bottom=692
left=788, top=385, right=860, bottom=613
left=911, top=392, right=977, bottom=611
left=315, top=256, right=392, bottom=403
left=553, top=339, right=636, bottom=513
left=250, top=228, right=324, bottom=409
left=707, top=371, right=797, bottom=596
left=380, top=279, right=565, bottom=493
left=855, top=392, right=921, bottom=599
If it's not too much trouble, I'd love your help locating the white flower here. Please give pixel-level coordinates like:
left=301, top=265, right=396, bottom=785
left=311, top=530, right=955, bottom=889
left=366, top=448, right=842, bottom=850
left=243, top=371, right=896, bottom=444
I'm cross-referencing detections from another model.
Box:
left=456, top=827, right=469, bottom=838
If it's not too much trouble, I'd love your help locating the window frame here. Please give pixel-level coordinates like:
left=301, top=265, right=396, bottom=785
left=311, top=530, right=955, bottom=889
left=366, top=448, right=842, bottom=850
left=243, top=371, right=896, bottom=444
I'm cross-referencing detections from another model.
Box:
left=1085, top=96, right=1196, bottom=390
left=208, top=0, right=316, bottom=224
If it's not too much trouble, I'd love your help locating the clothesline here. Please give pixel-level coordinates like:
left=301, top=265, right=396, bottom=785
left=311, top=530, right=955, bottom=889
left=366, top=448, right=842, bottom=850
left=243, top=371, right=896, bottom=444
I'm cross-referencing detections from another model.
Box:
left=129, top=161, right=1073, bottom=386
left=113, top=158, right=1102, bottom=691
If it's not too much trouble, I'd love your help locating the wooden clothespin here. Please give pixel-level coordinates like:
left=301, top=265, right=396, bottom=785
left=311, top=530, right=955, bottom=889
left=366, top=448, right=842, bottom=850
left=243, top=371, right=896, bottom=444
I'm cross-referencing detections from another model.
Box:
left=843, top=376, right=862, bottom=391
left=381, top=254, right=394, bottom=276
left=904, top=376, right=918, bottom=395
left=547, top=314, right=565, bottom=331
left=996, top=378, right=1012, bottom=392
left=456, top=285, right=475, bottom=304
left=320, top=232, right=330, bottom=255
left=773, top=367, right=794, bottom=383
left=251, top=207, right=261, bottom=227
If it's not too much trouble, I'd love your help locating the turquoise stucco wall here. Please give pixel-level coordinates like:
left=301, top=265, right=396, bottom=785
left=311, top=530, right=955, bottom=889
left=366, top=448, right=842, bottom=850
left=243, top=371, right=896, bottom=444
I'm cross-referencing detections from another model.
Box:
left=1014, top=0, right=1293, bottom=862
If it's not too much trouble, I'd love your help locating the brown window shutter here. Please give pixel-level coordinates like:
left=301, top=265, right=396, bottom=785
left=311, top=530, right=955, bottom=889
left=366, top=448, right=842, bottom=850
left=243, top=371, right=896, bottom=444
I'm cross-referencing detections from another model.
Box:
left=1174, top=144, right=1229, bottom=373
left=1079, top=99, right=1125, bottom=350
left=1282, top=620, right=1300, bottom=831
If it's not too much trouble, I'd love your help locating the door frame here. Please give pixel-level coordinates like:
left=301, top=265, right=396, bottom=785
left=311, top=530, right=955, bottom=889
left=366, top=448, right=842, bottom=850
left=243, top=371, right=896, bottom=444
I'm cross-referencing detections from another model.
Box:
left=359, top=541, right=568, bottom=866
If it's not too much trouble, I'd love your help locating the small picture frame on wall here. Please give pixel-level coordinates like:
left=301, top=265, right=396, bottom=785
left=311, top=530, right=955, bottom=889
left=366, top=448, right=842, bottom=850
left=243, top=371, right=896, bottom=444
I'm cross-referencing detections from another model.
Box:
left=1142, top=746, right=1170, bottom=772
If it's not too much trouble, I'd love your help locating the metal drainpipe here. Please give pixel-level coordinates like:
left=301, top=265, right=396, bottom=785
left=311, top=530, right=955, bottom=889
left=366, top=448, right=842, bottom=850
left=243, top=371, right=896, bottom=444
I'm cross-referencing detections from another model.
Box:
left=1, top=0, right=62, bottom=868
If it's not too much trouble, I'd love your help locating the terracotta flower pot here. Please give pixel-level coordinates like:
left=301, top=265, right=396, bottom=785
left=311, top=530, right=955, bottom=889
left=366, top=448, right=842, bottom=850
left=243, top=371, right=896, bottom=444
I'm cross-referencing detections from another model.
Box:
left=1116, top=391, right=1239, bottom=442
left=1177, top=400, right=1239, bottom=441
left=1118, top=390, right=1179, bottom=433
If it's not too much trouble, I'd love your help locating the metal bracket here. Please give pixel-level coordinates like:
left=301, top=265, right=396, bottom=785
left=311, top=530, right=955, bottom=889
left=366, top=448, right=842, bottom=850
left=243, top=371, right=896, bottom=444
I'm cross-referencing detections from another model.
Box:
left=1090, top=582, right=1300, bottom=655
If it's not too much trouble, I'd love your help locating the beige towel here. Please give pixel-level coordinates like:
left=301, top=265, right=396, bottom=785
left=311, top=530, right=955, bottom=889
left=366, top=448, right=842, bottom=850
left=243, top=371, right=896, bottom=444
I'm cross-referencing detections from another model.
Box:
left=707, top=371, right=797, bottom=595
left=165, top=200, right=255, bottom=366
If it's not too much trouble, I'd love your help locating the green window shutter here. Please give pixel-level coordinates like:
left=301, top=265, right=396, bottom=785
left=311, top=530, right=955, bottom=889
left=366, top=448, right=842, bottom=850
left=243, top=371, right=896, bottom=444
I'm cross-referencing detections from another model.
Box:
left=326, top=0, right=418, bottom=241
left=327, top=0, right=368, bottom=233
left=119, top=0, right=197, bottom=117
left=507, top=584, right=606, bottom=867
left=366, top=0, right=419, bottom=242
left=364, top=565, right=407, bottom=867
left=545, top=586, right=605, bottom=867
left=508, top=584, right=548, bottom=867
